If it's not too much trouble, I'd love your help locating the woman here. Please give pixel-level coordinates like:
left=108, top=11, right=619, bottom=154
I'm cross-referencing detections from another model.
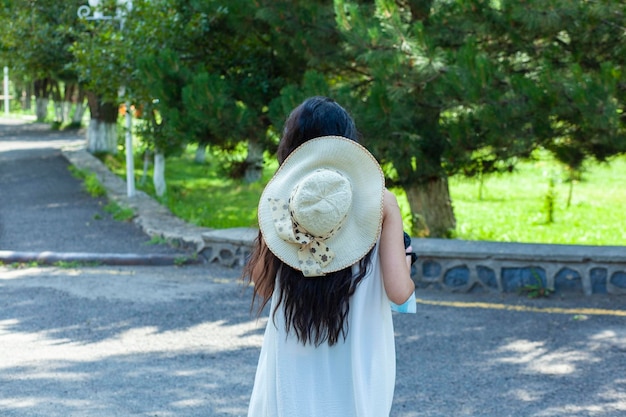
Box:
left=244, top=96, right=415, bottom=417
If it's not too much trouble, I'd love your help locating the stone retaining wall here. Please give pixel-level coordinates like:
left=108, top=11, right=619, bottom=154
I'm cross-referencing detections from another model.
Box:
left=413, top=238, right=626, bottom=295
left=201, top=228, right=626, bottom=296
left=199, top=228, right=258, bottom=267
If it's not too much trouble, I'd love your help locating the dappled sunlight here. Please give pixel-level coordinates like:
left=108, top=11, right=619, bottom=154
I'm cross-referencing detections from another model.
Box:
left=0, top=397, right=39, bottom=409
left=494, top=339, right=598, bottom=375
left=0, top=317, right=266, bottom=369
left=0, top=266, right=238, bottom=304
left=534, top=389, right=626, bottom=417
left=0, top=266, right=75, bottom=280
left=3, top=262, right=624, bottom=416
left=3, top=270, right=263, bottom=340
left=78, top=319, right=267, bottom=356
left=1, top=266, right=130, bottom=281
left=527, top=350, right=596, bottom=375
left=171, top=398, right=207, bottom=408
left=508, top=388, right=542, bottom=402
left=0, top=396, right=94, bottom=410
left=0, top=262, right=266, bottom=417
left=535, top=402, right=626, bottom=416
left=6, top=369, right=90, bottom=382
left=0, top=139, right=83, bottom=153
left=0, top=349, right=257, bottom=417
left=590, top=329, right=619, bottom=341
left=600, top=387, right=626, bottom=409
left=495, top=339, right=547, bottom=362
left=587, top=329, right=626, bottom=354
left=484, top=328, right=626, bottom=416
left=0, top=318, right=60, bottom=353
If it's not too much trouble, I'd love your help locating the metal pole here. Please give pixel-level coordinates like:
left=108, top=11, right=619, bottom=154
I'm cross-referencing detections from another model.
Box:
left=119, top=1, right=133, bottom=197
left=125, top=99, right=135, bottom=197
left=78, top=1, right=136, bottom=198
left=3, top=67, right=9, bottom=115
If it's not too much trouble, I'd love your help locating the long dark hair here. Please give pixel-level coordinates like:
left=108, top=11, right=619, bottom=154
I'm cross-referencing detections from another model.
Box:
left=243, top=96, right=372, bottom=346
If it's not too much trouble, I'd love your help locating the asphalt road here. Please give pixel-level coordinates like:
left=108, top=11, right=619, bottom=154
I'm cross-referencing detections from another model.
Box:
left=1, top=118, right=625, bottom=416
left=1, top=264, right=625, bottom=417
left=0, top=118, right=183, bottom=255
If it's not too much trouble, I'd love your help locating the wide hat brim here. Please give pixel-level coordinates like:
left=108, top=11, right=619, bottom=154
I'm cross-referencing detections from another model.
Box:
left=258, top=136, right=385, bottom=275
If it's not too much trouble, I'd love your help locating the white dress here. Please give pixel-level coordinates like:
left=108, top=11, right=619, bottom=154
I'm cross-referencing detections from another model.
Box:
left=248, top=243, right=396, bottom=417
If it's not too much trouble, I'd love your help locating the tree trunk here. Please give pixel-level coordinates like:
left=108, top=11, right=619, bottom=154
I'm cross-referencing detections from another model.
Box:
left=566, top=179, right=573, bottom=209
left=404, top=176, right=456, bottom=238
left=72, top=89, right=87, bottom=125
left=62, top=100, right=72, bottom=123
left=35, top=98, right=48, bottom=122
left=140, top=149, right=151, bottom=186
left=72, top=101, right=86, bottom=125
left=21, top=82, right=32, bottom=111
left=33, top=78, right=50, bottom=122
left=87, top=118, right=117, bottom=154
left=244, top=138, right=264, bottom=183
left=86, top=92, right=118, bottom=154
left=49, top=80, right=63, bottom=123
left=195, top=143, right=207, bottom=163
left=62, top=83, right=77, bottom=122
left=153, top=151, right=166, bottom=197
left=53, top=101, right=63, bottom=124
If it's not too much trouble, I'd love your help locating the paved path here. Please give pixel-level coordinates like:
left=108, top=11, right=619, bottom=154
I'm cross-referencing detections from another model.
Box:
left=1, top=118, right=625, bottom=416
left=1, top=265, right=626, bottom=417
left=0, top=118, right=184, bottom=255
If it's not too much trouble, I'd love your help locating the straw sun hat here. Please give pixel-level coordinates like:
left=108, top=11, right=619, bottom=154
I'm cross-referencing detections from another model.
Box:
left=258, top=136, right=385, bottom=277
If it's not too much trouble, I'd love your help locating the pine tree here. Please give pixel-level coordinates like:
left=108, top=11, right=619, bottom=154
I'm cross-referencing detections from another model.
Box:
left=333, top=0, right=626, bottom=237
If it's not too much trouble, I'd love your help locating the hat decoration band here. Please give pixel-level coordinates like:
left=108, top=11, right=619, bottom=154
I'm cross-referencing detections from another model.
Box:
left=268, top=185, right=348, bottom=277
left=258, top=137, right=383, bottom=277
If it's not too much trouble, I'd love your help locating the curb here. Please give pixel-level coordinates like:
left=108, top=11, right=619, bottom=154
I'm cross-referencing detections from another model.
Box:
left=0, top=251, right=201, bottom=266
left=60, top=144, right=213, bottom=256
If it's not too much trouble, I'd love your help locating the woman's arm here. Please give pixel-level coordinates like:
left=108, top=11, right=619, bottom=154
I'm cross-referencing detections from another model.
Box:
left=379, top=189, right=416, bottom=304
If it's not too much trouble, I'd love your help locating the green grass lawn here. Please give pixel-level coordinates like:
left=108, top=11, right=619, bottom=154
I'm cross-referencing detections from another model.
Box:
left=103, top=146, right=277, bottom=229
left=104, top=145, right=626, bottom=246
left=448, top=153, right=626, bottom=245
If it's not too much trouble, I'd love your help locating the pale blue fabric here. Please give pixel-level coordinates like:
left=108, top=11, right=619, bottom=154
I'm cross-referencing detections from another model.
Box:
left=390, top=291, right=417, bottom=314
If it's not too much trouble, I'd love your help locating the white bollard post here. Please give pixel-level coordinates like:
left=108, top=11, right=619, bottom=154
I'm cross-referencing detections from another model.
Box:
left=3, top=66, right=9, bottom=115
left=125, top=100, right=136, bottom=197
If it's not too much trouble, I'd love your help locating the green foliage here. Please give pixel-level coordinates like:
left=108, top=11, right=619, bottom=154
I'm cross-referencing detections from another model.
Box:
left=54, top=261, right=84, bottom=268
left=1, top=260, right=99, bottom=269
left=330, top=0, right=626, bottom=236
left=113, top=1, right=270, bottom=161
left=103, top=201, right=135, bottom=221
left=519, top=270, right=553, bottom=299
left=67, top=164, right=86, bottom=179
left=83, top=173, right=107, bottom=197
left=69, top=0, right=139, bottom=102
left=95, top=0, right=347, bottom=186
left=543, top=176, right=556, bottom=224
left=0, top=0, right=86, bottom=124
left=174, top=255, right=195, bottom=266
left=8, top=261, right=41, bottom=269
left=69, top=165, right=107, bottom=197
left=146, top=236, right=169, bottom=246
left=507, top=1, right=626, bottom=170
left=268, top=71, right=332, bottom=131
left=5, top=0, right=625, bottom=239
left=0, top=0, right=81, bottom=80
